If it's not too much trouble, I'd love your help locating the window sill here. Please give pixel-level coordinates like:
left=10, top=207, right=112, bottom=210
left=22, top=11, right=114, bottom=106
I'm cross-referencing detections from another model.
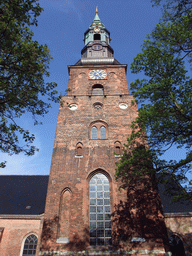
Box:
left=75, top=155, right=83, bottom=158
left=90, top=139, right=108, bottom=140
left=56, top=237, right=69, bottom=244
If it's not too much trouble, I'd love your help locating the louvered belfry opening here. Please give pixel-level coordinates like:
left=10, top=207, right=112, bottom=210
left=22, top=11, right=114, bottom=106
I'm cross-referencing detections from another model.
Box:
left=92, top=84, right=104, bottom=95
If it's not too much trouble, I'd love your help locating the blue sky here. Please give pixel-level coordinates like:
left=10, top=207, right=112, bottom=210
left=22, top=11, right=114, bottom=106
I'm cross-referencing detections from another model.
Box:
left=1, top=0, right=186, bottom=176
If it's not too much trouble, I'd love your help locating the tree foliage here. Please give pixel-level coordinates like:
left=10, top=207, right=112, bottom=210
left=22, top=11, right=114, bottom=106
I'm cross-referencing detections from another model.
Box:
left=116, top=0, right=192, bottom=194
left=0, top=0, right=59, bottom=167
left=115, top=121, right=155, bottom=190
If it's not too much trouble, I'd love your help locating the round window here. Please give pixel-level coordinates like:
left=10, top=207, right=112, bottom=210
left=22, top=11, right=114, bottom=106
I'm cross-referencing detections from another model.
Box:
left=93, top=102, right=103, bottom=110
left=69, top=104, right=78, bottom=111
left=119, top=103, right=128, bottom=109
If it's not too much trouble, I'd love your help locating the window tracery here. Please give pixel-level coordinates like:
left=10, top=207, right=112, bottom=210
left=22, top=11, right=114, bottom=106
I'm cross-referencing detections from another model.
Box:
left=22, top=234, right=37, bottom=256
left=93, top=102, right=103, bottom=110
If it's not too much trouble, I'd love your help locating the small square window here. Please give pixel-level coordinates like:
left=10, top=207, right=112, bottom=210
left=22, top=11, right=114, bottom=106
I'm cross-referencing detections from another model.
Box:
left=90, top=199, right=96, bottom=205
left=97, top=214, right=104, bottom=220
left=97, top=199, right=103, bottom=205
left=90, top=214, right=96, bottom=220
left=90, top=206, right=96, bottom=213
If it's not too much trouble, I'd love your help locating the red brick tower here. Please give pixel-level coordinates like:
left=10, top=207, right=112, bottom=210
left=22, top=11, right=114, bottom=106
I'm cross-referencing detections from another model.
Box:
left=39, top=8, right=169, bottom=256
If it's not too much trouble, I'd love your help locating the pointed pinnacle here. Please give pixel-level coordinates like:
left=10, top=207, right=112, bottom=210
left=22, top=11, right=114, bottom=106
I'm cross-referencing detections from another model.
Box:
left=95, top=6, right=98, bottom=14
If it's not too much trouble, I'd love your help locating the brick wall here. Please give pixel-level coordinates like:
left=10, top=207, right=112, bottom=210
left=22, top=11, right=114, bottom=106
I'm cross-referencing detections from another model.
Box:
left=165, top=214, right=192, bottom=256
left=40, top=65, right=168, bottom=254
left=0, top=216, right=43, bottom=256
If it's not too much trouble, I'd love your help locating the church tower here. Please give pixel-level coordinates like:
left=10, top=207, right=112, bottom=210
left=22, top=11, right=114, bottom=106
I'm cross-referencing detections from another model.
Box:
left=39, top=8, right=168, bottom=255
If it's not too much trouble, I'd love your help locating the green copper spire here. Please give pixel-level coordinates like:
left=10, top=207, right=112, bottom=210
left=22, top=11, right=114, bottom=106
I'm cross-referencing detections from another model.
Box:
left=84, top=7, right=110, bottom=45
left=93, top=6, right=100, bottom=22
left=89, top=7, right=105, bottom=29
left=80, top=7, right=115, bottom=65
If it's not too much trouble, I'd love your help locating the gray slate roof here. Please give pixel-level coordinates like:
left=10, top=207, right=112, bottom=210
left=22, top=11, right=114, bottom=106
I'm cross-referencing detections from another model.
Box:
left=158, top=181, right=192, bottom=214
left=0, top=175, right=49, bottom=215
left=74, top=58, right=121, bottom=66
left=0, top=175, right=192, bottom=215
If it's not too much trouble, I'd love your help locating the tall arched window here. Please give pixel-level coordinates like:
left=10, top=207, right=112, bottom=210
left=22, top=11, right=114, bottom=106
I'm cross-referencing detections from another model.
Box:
left=100, top=126, right=106, bottom=139
left=22, top=234, right=37, bottom=256
left=57, top=189, right=71, bottom=242
left=169, top=234, right=186, bottom=256
left=92, top=126, right=97, bottom=139
left=89, top=173, right=111, bottom=246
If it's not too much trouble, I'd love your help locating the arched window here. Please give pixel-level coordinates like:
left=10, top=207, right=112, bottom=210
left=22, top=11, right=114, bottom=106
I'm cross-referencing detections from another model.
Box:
left=76, top=142, right=83, bottom=156
left=100, top=126, right=106, bottom=139
left=115, top=146, right=120, bottom=155
left=114, top=141, right=122, bottom=155
left=57, top=189, right=71, bottom=242
left=90, top=121, right=108, bottom=140
left=92, top=126, right=97, bottom=139
left=93, top=102, right=103, bottom=110
left=94, top=34, right=100, bottom=40
left=169, top=234, right=186, bottom=256
left=22, top=234, right=37, bottom=256
left=89, top=173, right=111, bottom=246
left=92, top=85, right=104, bottom=96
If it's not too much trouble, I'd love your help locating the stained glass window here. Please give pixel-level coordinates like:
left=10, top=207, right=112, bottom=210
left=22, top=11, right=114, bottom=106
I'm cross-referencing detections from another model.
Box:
left=22, top=234, right=37, bottom=256
left=90, top=173, right=111, bottom=246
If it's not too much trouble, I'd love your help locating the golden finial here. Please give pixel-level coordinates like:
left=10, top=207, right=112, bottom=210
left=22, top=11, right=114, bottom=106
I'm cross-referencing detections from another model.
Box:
left=95, top=6, right=98, bottom=14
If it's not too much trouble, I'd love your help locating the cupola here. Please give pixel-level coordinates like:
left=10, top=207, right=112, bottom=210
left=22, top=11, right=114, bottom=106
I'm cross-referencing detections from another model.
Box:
left=78, top=7, right=118, bottom=65
left=84, top=7, right=110, bottom=45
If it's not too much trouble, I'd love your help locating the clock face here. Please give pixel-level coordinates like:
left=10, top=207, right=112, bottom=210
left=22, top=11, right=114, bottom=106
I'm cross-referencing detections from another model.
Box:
left=89, top=70, right=107, bottom=79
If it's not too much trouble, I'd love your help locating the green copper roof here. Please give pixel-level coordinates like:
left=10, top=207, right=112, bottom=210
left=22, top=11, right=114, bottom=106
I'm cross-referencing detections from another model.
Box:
left=89, top=7, right=105, bottom=28
left=84, top=7, right=110, bottom=45
left=93, top=13, right=101, bottom=22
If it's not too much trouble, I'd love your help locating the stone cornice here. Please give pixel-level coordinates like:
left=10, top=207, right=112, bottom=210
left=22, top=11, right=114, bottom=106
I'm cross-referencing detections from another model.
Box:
left=164, top=212, right=192, bottom=217
left=39, top=249, right=170, bottom=255
left=68, top=64, right=127, bottom=69
left=0, top=214, right=44, bottom=220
